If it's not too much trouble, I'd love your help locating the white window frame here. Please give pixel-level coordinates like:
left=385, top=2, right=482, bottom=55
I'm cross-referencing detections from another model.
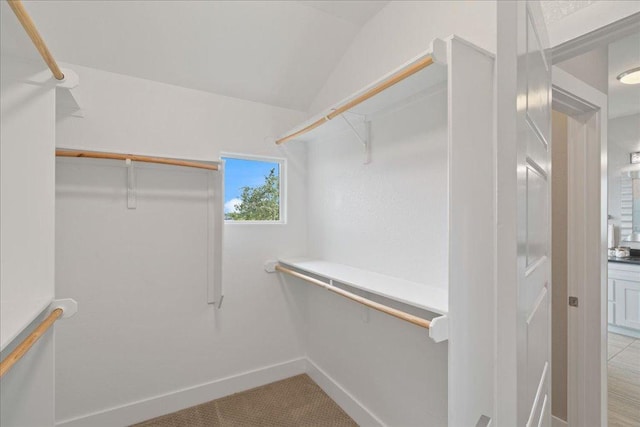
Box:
left=220, top=152, right=286, bottom=225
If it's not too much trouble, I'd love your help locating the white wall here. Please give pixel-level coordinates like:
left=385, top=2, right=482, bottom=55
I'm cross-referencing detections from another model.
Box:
left=0, top=57, right=57, bottom=350
left=54, top=63, right=310, bottom=425
left=308, top=0, right=496, bottom=116
left=308, top=92, right=448, bottom=286
left=0, top=56, right=57, bottom=426
left=0, top=312, right=55, bottom=427
left=299, top=4, right=499, bottom=424
left=305, top=87, right=449, bottom=426
left=557, top=46, right=609, bottom=94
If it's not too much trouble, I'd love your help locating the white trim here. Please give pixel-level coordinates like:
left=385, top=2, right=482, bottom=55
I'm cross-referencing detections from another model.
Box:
left=552, top=66, right=608, bottom=427
left=552, top=415, right=568, bottom=427
left=552, top=12, right=640, bottom=64
left=55, top=358, right=306, bottom=427
left=54, top=357, right=385, bottom=427
left=608, top=324, right=640, bottom=339
left=305, top=359, right=385, bottom=427
left=547, top=1, right=640, bottom=50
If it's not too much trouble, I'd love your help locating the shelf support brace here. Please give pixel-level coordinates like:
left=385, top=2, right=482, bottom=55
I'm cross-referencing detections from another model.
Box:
left=338, top=113, right=371, bottom=165
left=126, top=159, right=136, bottom=209
left=50, top=298, right=78, bottom=319
left=428, top=315, right=448, bottom=343
left=362, top=290, right=371, bottom=323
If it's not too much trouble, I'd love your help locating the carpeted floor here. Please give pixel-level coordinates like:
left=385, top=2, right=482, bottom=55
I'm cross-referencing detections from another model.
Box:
left=132, top=374, right=358, bottom=427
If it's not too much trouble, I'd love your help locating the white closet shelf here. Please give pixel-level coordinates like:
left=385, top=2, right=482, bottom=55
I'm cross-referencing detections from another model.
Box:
left=275, top=258, right=448, bottom=316
left=272, top=40, right=448, bottom=145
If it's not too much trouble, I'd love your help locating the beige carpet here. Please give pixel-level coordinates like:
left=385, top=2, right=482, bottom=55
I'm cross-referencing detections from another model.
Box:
left=132, top=374, right=358, bottom=427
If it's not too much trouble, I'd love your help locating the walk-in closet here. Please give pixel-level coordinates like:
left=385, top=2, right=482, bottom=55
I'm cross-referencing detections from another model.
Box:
left=3, top=1, right=639, bottom=426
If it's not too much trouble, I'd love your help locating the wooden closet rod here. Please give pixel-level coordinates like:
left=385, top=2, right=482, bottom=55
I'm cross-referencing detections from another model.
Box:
left=0, top=308, right=63, bottom=378
left=276, top=55, right=434, bottom=145
left=275, top=265, right=431, bottom=329
left=56, top=150, right=219, bottom=171
left=7, top=0, right=65, bottom=80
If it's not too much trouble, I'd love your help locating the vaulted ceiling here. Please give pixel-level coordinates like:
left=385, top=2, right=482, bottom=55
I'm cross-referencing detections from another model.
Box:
left=0, top=1, right=388, bottom=111
left=3, top=1, right=632, bottom=115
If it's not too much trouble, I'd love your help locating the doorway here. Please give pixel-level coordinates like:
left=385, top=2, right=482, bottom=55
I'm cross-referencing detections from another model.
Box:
left=551, top=68, right=607, bottom=426
left=551, top=30, right=640, bottom=426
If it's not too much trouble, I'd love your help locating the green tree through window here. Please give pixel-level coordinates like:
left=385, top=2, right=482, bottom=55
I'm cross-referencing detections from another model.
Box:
left=226, top=168, right=279, bottom=221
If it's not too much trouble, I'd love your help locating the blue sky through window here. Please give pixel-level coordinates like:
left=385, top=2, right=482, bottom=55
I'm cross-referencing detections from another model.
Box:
left=222, top=157, right=280, bottom=215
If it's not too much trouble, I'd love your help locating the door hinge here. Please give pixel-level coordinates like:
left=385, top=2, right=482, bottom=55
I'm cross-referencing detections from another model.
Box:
left=569, top=296, right=579, bottom=307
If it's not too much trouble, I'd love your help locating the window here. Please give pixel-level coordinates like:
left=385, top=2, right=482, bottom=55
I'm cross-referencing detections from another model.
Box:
left=222, top=154, right=284, bottom=223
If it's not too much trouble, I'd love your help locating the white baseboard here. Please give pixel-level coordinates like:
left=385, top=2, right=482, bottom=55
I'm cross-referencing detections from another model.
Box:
left=552, top=415, right=568, bottom=427
left=305, top=359, right=385, bottom=427
left=56, top=357, right=384, bottom=427
left=56, top=358, right=307, bottom=427
left=608, top=324, right=640, bottom=339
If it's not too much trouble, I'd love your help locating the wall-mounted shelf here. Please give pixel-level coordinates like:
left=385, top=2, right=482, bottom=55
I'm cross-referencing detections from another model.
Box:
left=273, top=40, right=448, bottom=145
left=279, top=258, right=447, bottom=315
left=265, top=258, right=448, bottom=342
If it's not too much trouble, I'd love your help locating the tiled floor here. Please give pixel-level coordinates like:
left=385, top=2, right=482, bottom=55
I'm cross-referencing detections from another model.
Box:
left=608, top=332, right=640, bottom=427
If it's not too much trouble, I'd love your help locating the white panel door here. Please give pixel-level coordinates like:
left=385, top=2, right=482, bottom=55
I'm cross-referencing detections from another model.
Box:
left=516, top=2, right=552, bottom=426
left=497, top=1, right=553, bottom=426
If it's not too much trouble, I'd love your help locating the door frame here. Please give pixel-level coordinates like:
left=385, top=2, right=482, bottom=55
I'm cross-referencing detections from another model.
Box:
left=551, top=67, right=608, bottom=426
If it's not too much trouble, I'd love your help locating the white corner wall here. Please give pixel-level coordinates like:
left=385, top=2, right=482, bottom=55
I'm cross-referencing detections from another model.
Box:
left=307, top=92, right=448, bottom=287
left=308, top=0, right=496, bottom=116
left=556, top=46, right=608, bottom=95
left=54, top=63, right=311, bottom=426
left=0, top=55, right=57, bottom=427
left=299, top=3, right=499, bottom=424
left=0, top=57, right=57, bottom=351
left=305, top=89, right=449, bottom=426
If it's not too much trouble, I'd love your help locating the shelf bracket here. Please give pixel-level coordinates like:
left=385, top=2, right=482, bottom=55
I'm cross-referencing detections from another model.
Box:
left=429, top=315, right=448, bottom=343
left=49, top=298, right=78, bottom=319
left=55, top=68, right=80, bottom=90
left=126, top=159, right=136, bottom=209
left=264, top=260, right=277, bottom=273
left=338, top=113, right=371, bottom=165
left=430, top=38, right=448, bottom=65
left=361, top=290, right=371, bottom=323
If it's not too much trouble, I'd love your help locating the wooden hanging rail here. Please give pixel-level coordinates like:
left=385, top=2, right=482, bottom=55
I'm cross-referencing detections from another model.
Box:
left=276, top=55, right=434, bottom=145
left=7, top=0, right=65, bottom=80
left=0, top=308, right=63, bottom=378
left=56, top=149, right=219, bottom=171
left=274, top=264, right=431, bottom=329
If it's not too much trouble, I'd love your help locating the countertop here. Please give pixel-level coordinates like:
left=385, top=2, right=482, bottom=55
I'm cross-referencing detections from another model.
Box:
left=608, top=257, right=640, bottom=265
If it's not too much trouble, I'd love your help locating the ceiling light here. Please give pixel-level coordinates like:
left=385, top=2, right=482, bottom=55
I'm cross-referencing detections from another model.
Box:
left=617, top=67, right=640, bottom=85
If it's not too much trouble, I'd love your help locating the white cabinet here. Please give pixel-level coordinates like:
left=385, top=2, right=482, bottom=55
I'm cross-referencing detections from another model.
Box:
left=615, top=280, right=640, bottom=330
left=608, top=262, right=640, bottom=334
left=609, top=301, right=615, bottom=325
left=608, top=279, right=615, bottom=324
